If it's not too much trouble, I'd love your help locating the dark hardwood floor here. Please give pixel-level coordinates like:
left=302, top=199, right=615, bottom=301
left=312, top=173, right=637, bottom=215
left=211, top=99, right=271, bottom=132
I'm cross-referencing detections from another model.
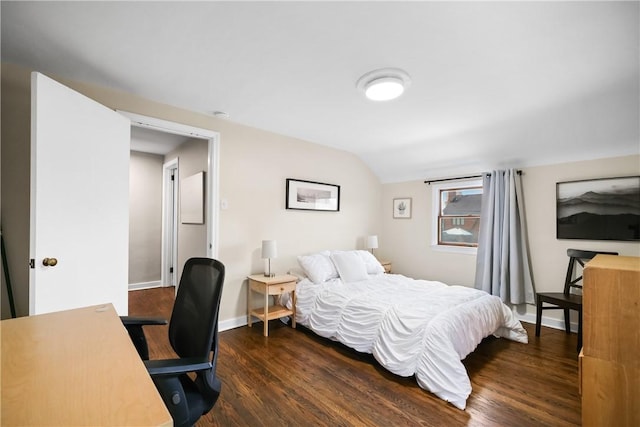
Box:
left=129, top=287, right=581, bottom=427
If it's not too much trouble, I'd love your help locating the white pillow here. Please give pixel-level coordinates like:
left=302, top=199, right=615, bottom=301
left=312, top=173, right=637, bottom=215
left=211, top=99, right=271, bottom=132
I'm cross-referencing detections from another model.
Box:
left=297, top=251, right=338, bottom=284
left=330, top=251, right=369, bottom=283
left=357, top=250, right=385, bottom=274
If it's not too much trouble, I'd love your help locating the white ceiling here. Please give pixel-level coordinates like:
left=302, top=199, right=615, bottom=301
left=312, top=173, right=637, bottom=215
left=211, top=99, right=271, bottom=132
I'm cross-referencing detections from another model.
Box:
left=2, top=1, right=638, bottom=182
left=130, top=126, right=192, bottom=155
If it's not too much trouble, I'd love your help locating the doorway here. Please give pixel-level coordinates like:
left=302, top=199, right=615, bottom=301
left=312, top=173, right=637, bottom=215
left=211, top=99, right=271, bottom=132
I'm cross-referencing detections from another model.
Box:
left=123, top=111, right=220, bottom=292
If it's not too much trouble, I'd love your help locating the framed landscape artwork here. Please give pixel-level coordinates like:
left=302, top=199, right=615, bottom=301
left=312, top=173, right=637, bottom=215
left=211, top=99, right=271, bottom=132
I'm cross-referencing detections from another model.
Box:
left=286, top=179, right=340, bottom=212
left=556, top=176, right=640, bottom=241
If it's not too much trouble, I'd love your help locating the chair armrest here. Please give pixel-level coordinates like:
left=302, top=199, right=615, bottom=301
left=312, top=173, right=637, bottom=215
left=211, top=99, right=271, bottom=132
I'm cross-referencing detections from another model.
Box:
left=145, top=357, right=212, bottom=376
left=120, top=316, right=168, bottom=326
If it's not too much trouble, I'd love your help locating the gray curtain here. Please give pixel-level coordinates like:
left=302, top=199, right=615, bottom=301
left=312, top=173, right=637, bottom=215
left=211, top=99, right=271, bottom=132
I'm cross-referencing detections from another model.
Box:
left=474, top=169, right=535, bottom=305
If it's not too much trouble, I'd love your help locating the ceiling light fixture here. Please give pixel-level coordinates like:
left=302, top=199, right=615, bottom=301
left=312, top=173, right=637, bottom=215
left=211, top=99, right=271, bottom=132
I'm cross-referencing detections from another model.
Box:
left=356, top=68, right=411, bottom=101
left=212, top=111, right=229, bottom=119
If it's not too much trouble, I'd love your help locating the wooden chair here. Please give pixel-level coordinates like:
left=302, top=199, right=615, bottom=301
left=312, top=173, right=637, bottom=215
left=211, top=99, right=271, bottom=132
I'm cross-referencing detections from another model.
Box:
left=535, top=249, right=618, bottom=351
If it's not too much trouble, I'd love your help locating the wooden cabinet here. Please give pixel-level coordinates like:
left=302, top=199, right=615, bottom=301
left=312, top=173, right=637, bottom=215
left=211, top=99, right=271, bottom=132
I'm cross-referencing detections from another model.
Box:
left=581, top=255, right=640, bottom=427
left=247, top=274, right=297, bottom=337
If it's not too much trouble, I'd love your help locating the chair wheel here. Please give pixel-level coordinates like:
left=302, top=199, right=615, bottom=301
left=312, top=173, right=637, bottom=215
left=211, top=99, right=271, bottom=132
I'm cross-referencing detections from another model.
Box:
left=171, top=392, right=181, bottom=405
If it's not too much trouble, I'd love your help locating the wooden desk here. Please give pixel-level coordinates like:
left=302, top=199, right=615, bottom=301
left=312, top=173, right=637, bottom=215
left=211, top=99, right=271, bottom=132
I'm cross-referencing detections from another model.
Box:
left=1, top=304, right=172, bottom=426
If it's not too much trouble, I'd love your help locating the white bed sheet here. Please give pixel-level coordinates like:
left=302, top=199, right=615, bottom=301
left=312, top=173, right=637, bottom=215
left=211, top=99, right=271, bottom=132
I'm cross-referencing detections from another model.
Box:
left=284, top=273, right=528, bottom=410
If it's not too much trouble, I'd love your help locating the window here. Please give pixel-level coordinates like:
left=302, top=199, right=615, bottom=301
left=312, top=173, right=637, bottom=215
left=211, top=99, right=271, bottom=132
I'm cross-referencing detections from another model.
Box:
left=431, top=179, right=483, bottom=251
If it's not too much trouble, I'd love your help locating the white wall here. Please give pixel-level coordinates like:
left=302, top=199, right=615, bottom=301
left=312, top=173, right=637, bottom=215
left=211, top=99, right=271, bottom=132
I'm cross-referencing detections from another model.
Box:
left=380, top=180, right=478, bottom=286
left=1, top=63, right=382, bottom=322
left=129, top=151, right=163, bottom=285
left=3, top=61, right=636, bottom=330
left=165, top=138, right=209, bottom=282
left=517, top=155, right=640, bottom=325
left=381, top=154, right=640, bottom=327
left=217, top=124, right=381, bottom=325
left=1, top=64, right=31, bottom=318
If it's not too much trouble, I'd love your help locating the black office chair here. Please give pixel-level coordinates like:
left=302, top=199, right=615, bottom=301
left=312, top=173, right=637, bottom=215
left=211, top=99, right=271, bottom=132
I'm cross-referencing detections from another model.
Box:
left=535, top=249, right=617, bottom=351
left=122, top=257, right=225, bottom=427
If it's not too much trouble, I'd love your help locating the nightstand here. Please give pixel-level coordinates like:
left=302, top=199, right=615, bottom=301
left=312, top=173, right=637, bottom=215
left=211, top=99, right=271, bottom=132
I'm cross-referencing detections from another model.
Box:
left=247, top=274, right=297, bottom=337
left=380, top=261, right=392, bottom=273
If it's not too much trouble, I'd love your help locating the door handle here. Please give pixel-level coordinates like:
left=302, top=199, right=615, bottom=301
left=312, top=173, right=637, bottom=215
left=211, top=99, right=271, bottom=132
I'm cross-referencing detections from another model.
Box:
left=42, top=258, right=58, bottom=267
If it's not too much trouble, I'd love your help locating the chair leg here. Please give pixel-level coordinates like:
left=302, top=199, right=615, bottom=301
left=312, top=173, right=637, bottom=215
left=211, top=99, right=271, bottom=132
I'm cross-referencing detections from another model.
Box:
left=563, top=309, right=571, bottom=334
left=535, top=301, right=542, bottom=337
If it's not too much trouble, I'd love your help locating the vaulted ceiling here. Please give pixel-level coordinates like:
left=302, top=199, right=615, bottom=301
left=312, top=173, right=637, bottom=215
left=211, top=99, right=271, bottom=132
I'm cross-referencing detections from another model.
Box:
left=2, top=2, right=638, bottom=182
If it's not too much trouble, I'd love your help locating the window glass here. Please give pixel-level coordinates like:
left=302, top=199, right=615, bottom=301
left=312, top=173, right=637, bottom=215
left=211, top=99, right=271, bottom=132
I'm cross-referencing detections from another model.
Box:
left=438, top=187, right=482, bottom=247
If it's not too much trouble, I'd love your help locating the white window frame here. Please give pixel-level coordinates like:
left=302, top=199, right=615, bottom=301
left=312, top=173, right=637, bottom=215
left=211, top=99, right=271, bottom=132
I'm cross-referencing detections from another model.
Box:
left=430, top=178, right=483, bottom=255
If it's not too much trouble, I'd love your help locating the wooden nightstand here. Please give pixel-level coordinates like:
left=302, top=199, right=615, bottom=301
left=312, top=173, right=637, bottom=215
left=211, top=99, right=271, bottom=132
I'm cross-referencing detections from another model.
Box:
left=380, top=261, right=392, bottom=273
left=247, top=274, right=297, bottom=337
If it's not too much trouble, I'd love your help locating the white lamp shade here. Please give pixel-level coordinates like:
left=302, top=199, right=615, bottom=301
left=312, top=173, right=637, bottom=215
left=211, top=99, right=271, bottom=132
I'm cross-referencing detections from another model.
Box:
left=261, top=240, right=277, bottom=259
left=366, top=235, right=379, bottom=250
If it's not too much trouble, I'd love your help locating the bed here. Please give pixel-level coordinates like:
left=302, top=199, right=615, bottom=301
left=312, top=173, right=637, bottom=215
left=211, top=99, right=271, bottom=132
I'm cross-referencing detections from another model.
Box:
left=281, top=250, right=528, bottom=410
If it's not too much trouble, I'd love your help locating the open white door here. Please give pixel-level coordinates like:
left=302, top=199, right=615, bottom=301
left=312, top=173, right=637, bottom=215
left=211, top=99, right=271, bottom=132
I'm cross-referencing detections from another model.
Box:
left=29, top=72, right=130, bottom=315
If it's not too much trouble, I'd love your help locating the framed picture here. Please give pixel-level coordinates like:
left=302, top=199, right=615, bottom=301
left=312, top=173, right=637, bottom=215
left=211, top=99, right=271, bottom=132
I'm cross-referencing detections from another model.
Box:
left=393, top=197, right=412, bottom=219
left=181, top=171, right=204, bottom=224
left=286, top=179, right=340, bottom=211
left=557, top=176, right=640, bottom=241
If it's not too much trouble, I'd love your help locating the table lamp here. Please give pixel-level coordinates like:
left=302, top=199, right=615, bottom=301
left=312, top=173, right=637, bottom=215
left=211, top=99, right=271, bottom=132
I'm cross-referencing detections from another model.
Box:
left=366, top=235, right=379, bottom=255
left=261, top=240, right=277, bottom=277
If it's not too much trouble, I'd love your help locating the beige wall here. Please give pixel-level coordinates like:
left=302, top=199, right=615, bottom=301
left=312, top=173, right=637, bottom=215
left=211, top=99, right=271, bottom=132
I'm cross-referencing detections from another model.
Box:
left=518, top=155, right=640, bottom=322
left=380, top=180, right=479, bottom=286
left=165, top=138, right=209, bottom=282
left=129, top=151, right=163, bottom=284
left=1, top=63, right=382, bottom=323
left=3, top=61, right=636, bottom=329
left=1, top=64, right=32, bottom=318
left=216, top=121, right=381, bottom=324
left=381, top=154, right=640, bottom=325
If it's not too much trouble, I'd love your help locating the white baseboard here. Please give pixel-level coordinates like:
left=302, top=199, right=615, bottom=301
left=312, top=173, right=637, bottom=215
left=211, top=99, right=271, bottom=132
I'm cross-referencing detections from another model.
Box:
left=215, top=307, right=579, bottom=335
left=219, top=313, right=578, bottom=334
left=218, top=315, right=578, bottom=341
left=219, top=314, right=292, bottom=332
left=516, top=312, right=578, bottom=333
left=219, top=315, right=250, bottom=332
left=128, top=280, right=162, bottom=291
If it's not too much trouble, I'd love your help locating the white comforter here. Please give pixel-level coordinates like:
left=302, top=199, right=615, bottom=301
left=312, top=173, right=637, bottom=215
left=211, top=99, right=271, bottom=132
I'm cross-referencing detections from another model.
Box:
left=287, top=273, right=528, bottom=410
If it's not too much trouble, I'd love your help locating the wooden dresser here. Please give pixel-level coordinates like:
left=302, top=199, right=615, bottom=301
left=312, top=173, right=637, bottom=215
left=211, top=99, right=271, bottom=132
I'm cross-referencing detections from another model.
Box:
left=581, top=254, right=640, bottom=427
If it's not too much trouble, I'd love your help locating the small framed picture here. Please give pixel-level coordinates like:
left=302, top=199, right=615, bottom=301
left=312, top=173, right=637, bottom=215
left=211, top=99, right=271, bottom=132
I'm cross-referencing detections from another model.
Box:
left=393, top=197, right=412, bottom=219
left=286, top=178, right=340, bottom=212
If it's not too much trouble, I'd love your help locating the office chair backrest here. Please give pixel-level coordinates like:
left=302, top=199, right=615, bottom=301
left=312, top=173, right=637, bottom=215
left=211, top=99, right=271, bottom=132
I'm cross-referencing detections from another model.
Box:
left=169, top=257, right=225, bottom=359
left=564, top=249, right=618, bottom=295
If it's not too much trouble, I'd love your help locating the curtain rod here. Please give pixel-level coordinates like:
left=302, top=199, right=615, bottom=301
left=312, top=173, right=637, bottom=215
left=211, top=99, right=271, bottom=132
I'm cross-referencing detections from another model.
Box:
left=424, top=170, right=521, bottom=185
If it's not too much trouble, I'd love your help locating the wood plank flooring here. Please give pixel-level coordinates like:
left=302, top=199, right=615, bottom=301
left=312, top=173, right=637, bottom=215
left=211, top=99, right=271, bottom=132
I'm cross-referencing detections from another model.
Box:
left=129, top=287, right=581, bottom=427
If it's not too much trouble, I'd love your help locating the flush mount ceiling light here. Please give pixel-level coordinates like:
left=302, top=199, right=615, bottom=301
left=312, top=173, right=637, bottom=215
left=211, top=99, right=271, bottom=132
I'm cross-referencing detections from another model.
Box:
left=356, top=68, right=411, bottom=101
left=212, top=111, right=229, bottom=119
